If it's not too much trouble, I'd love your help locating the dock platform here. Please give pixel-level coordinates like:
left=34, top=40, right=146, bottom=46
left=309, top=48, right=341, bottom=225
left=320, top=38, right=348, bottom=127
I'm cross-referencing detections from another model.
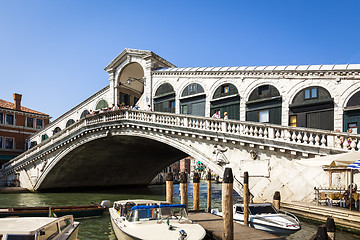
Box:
left=188, top=211, right=284, bottom=240
left=282, top=201, right=360, bottom=232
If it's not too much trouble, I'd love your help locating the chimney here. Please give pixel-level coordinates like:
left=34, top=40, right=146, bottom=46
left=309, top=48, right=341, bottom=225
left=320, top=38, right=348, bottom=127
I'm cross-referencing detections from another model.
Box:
left=13, top=93, right=22, bottom=111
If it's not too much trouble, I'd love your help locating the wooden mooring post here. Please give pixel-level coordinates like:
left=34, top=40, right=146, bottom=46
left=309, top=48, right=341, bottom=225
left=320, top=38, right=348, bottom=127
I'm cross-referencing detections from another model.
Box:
left=326, top=217, right=336, bottom=240
left=166, top=172, right=173, bottom=204
left=310, top=217, right=336, bottom=240
left=180, top=172, right=188, bottom=212
left=243, top=171, right=249, bottom=227
left=193, top=172, right=200, bottom=211
left=222, top=168, right=234, bottom=240
left=273, top=191, right=281, bottom=211
left=207, top=171, right=212, bottom=213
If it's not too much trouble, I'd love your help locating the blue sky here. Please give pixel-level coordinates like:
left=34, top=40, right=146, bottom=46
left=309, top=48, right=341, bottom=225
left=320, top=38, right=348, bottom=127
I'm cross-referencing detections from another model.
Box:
left=1, top=0, right=360, bottom=120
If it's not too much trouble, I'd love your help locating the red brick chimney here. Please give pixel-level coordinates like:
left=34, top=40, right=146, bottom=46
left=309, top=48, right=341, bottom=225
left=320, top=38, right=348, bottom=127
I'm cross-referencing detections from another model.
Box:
left=13, top=93, right=22, bottom=111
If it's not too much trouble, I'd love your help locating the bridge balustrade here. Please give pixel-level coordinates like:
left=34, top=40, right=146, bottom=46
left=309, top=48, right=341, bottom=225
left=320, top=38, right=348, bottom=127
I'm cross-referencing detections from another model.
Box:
left=3, top=109, right=360, bottom=175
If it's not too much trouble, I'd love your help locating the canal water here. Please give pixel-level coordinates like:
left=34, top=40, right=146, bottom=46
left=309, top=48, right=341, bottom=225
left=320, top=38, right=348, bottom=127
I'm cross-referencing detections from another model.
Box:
left=0, top=181, right=359, bottom=239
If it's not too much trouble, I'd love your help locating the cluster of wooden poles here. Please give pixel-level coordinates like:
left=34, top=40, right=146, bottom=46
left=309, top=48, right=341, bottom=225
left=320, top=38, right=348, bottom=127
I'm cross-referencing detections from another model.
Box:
left=166, top=167, right=245, bottom=239
left=166, top=167, right=338, bottom=240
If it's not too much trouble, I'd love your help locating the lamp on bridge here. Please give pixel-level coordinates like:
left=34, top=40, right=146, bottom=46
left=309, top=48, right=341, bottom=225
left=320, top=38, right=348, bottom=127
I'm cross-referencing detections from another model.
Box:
left=126, top=77, right=146, bottom=85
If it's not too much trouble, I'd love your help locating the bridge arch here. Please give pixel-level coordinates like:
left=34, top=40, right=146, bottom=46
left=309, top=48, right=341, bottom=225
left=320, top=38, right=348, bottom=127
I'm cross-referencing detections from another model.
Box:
left=34, top=128, right=222, bottom=190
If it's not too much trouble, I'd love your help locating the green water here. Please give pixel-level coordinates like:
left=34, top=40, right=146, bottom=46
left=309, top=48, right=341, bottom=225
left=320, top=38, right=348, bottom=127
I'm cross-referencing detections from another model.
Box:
left=0, top=182, right=359, bottom=239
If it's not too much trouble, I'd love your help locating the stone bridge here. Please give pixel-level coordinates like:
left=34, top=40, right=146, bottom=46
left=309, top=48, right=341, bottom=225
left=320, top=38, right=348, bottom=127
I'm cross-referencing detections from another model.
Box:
left=1, top=109, right=357, bottom=202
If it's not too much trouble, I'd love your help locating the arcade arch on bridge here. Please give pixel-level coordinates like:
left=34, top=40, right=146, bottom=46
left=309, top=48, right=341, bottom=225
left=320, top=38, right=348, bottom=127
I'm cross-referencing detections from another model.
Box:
left=246, top=85, right=282, bottom=125
left=180, top=83, right=206, bottom=116
left=289, top=86, right=334, bottom=130
left=153, top=83, right=175, bottom=113
left=117, top=62, right=144, bottom=107
left=210, top=83, right=240, bottom=120
left=344, top=90, right=360, bottom=133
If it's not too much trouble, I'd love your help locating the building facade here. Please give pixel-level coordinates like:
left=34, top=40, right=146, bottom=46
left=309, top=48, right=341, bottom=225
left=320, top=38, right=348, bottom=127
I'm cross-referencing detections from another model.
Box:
left=0, top=94, right=50, bottom=166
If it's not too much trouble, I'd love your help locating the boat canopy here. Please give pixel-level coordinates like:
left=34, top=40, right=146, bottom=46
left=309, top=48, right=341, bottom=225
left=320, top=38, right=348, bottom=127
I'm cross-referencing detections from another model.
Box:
left=159, top=204, right=186, bottom=208
left=130, top=205, right=160, bottom=211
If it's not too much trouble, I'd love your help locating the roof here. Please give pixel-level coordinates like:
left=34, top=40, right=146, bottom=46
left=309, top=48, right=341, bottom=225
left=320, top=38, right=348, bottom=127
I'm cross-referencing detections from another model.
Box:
left=0, top=217, right=57, bottom=234
left=0, top=99, right=50, bottom=117
left=154, top=64, right=360, bottom=73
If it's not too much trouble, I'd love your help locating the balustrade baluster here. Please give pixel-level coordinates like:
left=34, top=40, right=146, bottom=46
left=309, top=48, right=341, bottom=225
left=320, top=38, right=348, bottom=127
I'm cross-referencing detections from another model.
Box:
left=258, top=128, right=263, bottom=137
left=314, top=134, right=320, bottom=146
left=320, top=135, right=327, bottom=146
left=263, top=128, right=268, bottom=138
left=308, top=134, right=314, bottom=145
left=236, top=124, right=240, bottom=134
left=280, top=130, right=285, bottom=140
left=254, top=127, right=259, bottom=136
left=244, top=125, right=249, bottom=135
left=291, top=132, right=297, bottom=142
left=275, top=129, right=280, bottom=139
left=303, top=133, right=309, bottom=144
left=297, top=132, right=302, bottom=143
left=249, top=126, right=254, bottom=136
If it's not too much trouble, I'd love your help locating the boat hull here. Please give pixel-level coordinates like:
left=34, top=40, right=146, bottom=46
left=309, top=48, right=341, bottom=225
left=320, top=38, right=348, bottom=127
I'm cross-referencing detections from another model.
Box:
left=0, top=205, right=105, bottom=219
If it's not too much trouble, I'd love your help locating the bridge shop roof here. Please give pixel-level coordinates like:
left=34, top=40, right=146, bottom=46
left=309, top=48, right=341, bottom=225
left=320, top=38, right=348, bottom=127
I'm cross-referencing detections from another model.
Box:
left=154, top=64, right=360, bottom=73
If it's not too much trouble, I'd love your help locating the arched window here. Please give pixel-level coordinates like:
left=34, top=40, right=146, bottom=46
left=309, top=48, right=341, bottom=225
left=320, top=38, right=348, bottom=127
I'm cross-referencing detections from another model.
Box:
left=41, top=134, right=49, bottom=142
left=154, top=83, right=175, bottom=113
left=344, top=90, right=360, bottom=133
left=80, top=110, right=89, bottom=119
left=211, top=83, right=240, bottom=120
left=289, top=86, right=333, bottom=130
left=53, top=127, right=61, bottom=135
left=180, top=83, right=206, bottom=116
left=96, top=100, right=109, bottom=110
left=246, top=85, right=281, bottom=124
left=66, top=119, right=75, bottom=128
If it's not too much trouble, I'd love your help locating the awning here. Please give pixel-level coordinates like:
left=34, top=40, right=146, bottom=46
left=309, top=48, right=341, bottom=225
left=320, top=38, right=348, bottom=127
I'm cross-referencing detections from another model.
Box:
left=296, top=152, right=360, bottom=168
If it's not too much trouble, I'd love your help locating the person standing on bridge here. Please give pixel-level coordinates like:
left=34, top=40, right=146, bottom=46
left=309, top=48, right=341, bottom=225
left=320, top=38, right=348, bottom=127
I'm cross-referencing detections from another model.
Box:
left=212, top=110, right=220, bottom=118
left=224, top=112, right=228, bottom=120
left=146, top=104, right=152, bottom=111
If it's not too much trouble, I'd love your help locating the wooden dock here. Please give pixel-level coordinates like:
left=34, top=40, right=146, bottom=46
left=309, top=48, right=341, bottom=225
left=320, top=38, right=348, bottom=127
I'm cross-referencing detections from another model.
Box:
left=188, top=211, right=284, bottom=240
left=282, top=201, right=360, bottom=232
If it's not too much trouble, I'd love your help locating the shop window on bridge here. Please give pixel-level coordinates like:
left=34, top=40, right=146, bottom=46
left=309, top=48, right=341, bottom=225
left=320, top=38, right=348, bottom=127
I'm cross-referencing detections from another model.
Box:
left=53, top=127, right=61, bottom=135
left=80, top=110, right=89, bottom=119
left=289, top=115, right=297, bottom=127
left=96, top=99, right=109, bottom=110
left=0, top=113, right=3, bottom=124
left=180, top=83, right=205, bottom=117
left=344, top=90, right=360, bottom=133
left=246, top=85, right=281, bottom=124
left=30, top=141, right=37, bottom=148
left=211, top=83, right=240, bottom=120
left=154, top=83, right=175, bottom=113
left=41, top=134, right=49, bottom=142
left=66, top=119, right=75, bottom=128
left=289, top=86, right=333, bottom=131
left=0, top=137, right=2, bottom=149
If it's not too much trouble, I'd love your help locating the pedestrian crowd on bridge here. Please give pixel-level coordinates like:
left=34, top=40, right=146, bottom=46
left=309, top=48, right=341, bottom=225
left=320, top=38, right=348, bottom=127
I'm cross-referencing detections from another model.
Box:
left=87, top=103, right=143, bottom=117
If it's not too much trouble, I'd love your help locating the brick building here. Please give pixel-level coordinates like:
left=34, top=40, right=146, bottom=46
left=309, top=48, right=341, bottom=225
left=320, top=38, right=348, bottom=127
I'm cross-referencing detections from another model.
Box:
left=0, top=93, right=50, bottom=166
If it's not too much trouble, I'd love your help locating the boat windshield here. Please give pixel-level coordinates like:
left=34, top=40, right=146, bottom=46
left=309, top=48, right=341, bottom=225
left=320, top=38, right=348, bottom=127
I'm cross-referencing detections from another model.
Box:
left=249, top=205, right=278, bottom=215
left=159, top=206, right=188, bottom=220
left=126, top=209, right=158, bottom=222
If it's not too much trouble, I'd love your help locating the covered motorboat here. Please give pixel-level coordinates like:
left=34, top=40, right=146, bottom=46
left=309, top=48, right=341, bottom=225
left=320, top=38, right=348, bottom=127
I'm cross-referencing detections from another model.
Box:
left=212, top=202, right=300, bottom=236
left=109, top=199, right=206, bottom=240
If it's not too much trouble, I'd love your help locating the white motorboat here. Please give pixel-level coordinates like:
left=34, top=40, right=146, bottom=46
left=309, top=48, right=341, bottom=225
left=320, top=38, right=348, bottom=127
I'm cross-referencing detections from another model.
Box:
left=0, top=215, right=80, bottom=240
left=211, top=202, right=301, bottom=236
left=109, top=199, right=206, bottom=240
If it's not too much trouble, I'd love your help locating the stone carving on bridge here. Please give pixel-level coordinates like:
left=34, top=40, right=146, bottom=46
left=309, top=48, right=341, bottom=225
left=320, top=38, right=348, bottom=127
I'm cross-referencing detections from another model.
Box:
left=213, top=145, right=229, bottom=166
left=249, top=150, right=258, bottom=160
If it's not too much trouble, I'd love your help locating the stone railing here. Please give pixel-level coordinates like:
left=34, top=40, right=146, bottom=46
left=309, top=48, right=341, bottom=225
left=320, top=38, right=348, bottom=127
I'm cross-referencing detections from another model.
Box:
left=3, top=109, right=360, bottom=173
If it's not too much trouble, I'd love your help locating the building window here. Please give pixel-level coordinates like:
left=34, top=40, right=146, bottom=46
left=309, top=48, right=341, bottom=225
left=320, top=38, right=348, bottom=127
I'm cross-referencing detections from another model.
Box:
left=0, top=113, right=3, bottom=124
left=5, top=137, right=14, bottom=149
left=222, top=85, right=230, bottom=94
left=348, top=122, right=358, bottom=134
left=41, top=134, right=49, bottom=142
left=0, top=137, right=2, bottom=149
left=26, top=117, right=34, bottom=128
left=259, top=110, right=269, bottom=123
left=305, top=87, right=318, bottom=100
left=36, top=119, right=43, bottom=129
left=188, top=83, right=197, bottom=93
left=5, top=114, right=14, bottom=125
left=169, top=100, right=175, bottom=108
left=289, top=115, right=297, bottom=127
